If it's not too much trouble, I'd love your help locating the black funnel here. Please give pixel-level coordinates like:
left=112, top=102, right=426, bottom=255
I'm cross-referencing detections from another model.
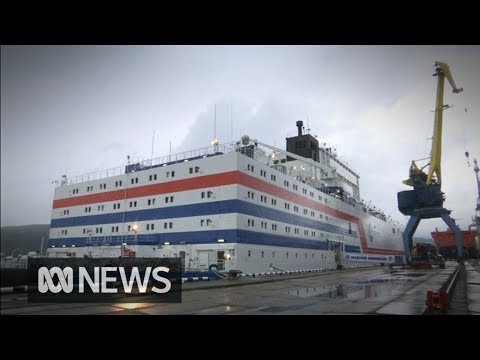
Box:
left=296, top=121, right=303, bottom=136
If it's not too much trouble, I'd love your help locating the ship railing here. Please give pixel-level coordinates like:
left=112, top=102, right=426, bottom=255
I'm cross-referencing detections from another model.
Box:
left=55, top=142, right=238, bottom=187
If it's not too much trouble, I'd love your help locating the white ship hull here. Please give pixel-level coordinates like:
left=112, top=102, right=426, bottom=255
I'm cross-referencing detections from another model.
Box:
left=48, top=143, right=405, bottom=274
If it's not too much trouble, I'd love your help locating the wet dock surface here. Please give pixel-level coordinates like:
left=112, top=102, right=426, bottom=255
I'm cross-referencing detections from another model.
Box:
left=2, top=261, right=479, bottom=315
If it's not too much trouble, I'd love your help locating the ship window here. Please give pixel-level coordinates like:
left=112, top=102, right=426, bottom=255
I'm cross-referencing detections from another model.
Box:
left=164, top=223, right=167, bottom=229
left=248, top=250, right=251, bottom=257
left=247, top=219, right=251, bottom=226
left=305, top=253, right=307, bottom=259
left=272, top=251, right=275, bottom=258
left=392, top=228, right=395, bottom=234
left=312, top=231, right=316, bottom=237
left=303, top=209, right=307, bottom=215
left=149, top=175, right=153, bottom=181
left=147, top=224, right=150, bottom=230
left=99, top=228, right=102, bottom=233
left=271, top=174, right=276, bottom=181
left=128, top=225, right=131, bottom=231
left=201, top=219, right=205, bottom=226
left=171, top=171, right=175, bottom=177
left=296, top=253, right=298, bottom=258
left=116, top=226, right=119, bottom=232
left=165, top=197, right=169, bottom=203
left=83, top=229, right=86, bottom=234
left=112, top=226, right=115, bottom=232
left=311, top=211, right=315, bottom=217
left=166, top=172, right=170, bottom=178
left=170, top=196, right=174, bottom=202
left=189, top=167, right=193, bottom=174
left=261, top=251, right=264, bottom=258
left=207, top=191, right=213, bottom=198
left=206, top=219, right=212, bottom=226
left=169, top=222, right=173, bottom=229
left=201, top=191, right=205, bottom=199
left=312, top=253, right=314, bottom=258
left=286, top=252, right=289, bottom=259
left=148, top=199, right=151, bottom=205
left=349, top=223, right=352, bottom=234
left=195, top=167, right=199, bottom=173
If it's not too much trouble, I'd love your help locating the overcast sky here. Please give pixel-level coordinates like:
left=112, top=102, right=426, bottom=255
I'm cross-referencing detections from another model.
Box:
left=1, top=45, right=479, bottom=238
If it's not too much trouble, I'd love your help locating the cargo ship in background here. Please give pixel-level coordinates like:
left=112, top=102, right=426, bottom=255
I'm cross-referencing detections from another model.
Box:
left=431, top=228, right=478, bottom=260
left=47, top=121, right=405, bottom=274
left=431, top=156, right=480, bottom=260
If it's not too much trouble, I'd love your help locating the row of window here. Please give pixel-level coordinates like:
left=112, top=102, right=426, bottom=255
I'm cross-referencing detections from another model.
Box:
left=244, top=163, right=333, bottom=206
left=78, top=221, right=174, bottom=236
left=246, top=190, right=333, bottom=222
left=245, top=217, right=337, bottom=239
left=70, top=166, right=203, bottom=196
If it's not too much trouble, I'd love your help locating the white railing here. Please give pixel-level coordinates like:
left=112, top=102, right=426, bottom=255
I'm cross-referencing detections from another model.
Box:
left=54, top=142, right=238, bottom=187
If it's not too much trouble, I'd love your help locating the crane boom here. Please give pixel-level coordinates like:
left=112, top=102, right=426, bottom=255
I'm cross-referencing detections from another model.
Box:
left=426, top=61, right=463, bottom=186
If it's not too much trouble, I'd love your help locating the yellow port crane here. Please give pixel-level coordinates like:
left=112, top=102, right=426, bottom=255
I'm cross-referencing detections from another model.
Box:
left=397, top=61, right=465, bottom=262
left=403, top=62, right=463, bottom=187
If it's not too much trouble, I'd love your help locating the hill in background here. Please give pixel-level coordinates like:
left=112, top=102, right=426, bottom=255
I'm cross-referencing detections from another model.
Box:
left=1, top=224, right=49, bottom=257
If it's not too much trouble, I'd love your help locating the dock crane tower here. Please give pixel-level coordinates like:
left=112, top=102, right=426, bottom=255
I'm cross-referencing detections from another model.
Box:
left=397, top=61, right=464, bottom=261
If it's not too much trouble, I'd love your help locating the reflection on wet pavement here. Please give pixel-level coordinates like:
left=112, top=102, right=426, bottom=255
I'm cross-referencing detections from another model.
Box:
left=288, top=278, right=412, bottom=300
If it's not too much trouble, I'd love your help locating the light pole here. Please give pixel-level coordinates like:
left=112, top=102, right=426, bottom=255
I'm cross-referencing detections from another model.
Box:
left=132, top=224, right=138, bottom=244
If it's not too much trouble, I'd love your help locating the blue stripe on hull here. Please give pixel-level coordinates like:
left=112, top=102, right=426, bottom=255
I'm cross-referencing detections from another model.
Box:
left=50, top=200, right=358, bottom=238
left=48, top=229, right=362, bottom=252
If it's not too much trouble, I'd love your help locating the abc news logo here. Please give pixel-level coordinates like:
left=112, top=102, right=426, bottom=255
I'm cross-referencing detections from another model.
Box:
left=28, top=258, right=182, bottom=303
left=38, top=266, right=171, bottom=294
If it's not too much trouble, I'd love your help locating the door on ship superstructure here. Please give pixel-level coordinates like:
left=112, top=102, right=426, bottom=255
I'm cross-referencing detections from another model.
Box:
left=330, top=241, right=344, bottom=269
left=179, top=251, right=186, bottom=271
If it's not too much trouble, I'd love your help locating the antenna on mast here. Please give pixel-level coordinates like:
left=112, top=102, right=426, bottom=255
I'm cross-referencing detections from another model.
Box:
left=150, top=130, right=155, bottom=166
left=211, top=103, right=219, bottom=149
left=230, top=101, right=233, bottom=142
